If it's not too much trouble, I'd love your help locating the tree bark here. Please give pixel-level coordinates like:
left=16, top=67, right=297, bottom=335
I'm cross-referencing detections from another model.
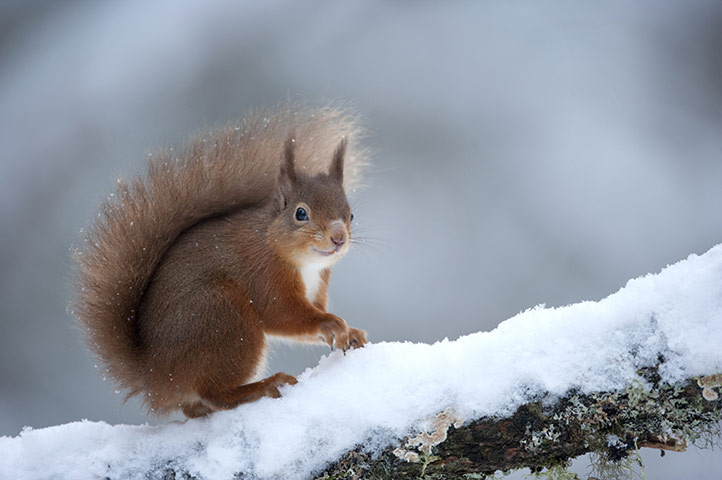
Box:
left=315, top=370, right=721, bottom=479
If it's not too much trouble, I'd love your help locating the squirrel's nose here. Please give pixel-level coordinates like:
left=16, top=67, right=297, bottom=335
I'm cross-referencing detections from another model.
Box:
left=331, top=234, right=346, bottom=247
left=329, top=222, right=347, bottom=250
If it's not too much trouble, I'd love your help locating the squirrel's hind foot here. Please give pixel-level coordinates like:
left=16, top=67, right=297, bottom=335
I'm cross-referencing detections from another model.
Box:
left=188, top=372, right=298, bottom=418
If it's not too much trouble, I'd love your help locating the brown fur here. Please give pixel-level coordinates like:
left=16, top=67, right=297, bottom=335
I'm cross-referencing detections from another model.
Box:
left=71, top=104, right=368, bottom=416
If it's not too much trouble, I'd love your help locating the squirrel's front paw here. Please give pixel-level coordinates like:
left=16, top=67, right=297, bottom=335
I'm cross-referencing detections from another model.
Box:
left=318, top=313, right=348, bottom=350
left=318, top=314, right=366, bottom=352
left=347, top=327, right=367, bottom=350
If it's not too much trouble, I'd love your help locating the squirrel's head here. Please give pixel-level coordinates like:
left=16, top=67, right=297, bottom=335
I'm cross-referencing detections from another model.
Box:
left=269, top=137, right=353, bottom=269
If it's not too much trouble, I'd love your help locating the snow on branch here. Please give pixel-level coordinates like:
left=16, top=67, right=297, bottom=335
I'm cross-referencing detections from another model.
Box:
left=319, top=372, right=721, bottom=478
left=2, top=245, right=722, bottom=480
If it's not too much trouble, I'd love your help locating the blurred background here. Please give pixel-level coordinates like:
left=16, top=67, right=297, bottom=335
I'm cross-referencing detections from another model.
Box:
left=1, top=0, right=721, bottom=477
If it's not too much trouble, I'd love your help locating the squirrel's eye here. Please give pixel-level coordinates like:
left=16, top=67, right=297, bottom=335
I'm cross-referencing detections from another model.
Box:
left=350, top=213, right=354, bottom=222
left=295, top=207, right=309, bottom=221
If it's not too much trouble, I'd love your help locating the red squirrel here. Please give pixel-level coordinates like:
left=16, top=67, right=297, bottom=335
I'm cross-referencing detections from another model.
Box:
left=72, top=105, right=369, bottom=418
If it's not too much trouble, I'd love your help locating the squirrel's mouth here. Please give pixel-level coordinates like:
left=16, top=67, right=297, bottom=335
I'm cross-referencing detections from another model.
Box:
left=312, top=247, right=336, bottom=257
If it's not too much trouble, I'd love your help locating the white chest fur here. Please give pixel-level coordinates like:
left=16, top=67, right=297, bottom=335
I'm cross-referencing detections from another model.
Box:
left=299, top=262, right=328, bottom=303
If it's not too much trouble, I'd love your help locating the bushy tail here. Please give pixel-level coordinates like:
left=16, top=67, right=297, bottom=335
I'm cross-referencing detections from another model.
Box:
left=71, top=103, right=368, bottom=392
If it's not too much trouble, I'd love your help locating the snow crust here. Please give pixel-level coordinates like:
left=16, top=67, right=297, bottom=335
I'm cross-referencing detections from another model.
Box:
left=2, top=244, right=721, bottom=480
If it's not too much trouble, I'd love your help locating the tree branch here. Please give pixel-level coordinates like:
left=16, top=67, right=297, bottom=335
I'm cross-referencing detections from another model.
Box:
left=316, top=369, right=721, bottom=479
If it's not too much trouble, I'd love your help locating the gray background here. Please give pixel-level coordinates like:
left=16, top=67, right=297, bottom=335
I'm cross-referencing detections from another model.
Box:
left=1, top=0, right=721, bottom=477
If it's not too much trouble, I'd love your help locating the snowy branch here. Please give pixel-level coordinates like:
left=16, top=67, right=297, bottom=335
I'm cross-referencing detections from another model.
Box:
left=317, top=371, right=722, bottom=479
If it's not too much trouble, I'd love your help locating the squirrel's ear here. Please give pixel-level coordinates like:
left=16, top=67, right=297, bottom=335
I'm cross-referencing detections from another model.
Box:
left=277, top=137, right=297, bottom=208
left=330, top=137, right=346, bottom=183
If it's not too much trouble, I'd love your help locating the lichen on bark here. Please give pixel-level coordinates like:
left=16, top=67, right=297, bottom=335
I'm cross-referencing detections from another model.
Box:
left=315, top=369, right=722, bottom=479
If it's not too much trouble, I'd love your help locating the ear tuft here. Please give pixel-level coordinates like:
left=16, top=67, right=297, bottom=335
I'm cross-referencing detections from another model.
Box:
left=330, top=137, right=346, bottom=183
left=277, top=137, right=297, bottom=208
left=283, top=137, right=297, bottom=183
